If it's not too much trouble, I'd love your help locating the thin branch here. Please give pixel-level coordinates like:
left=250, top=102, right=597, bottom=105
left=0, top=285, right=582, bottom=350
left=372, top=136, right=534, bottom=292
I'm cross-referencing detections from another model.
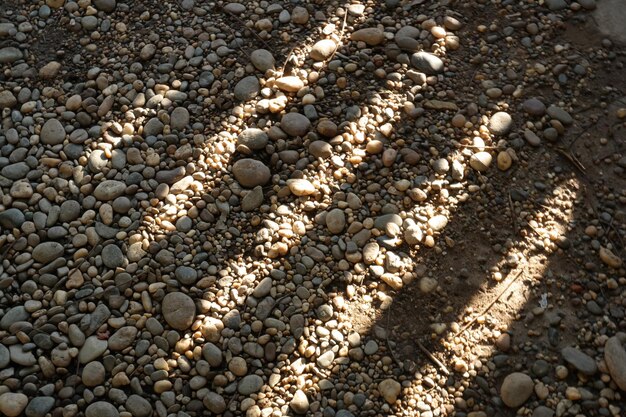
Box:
left=416, top=340, right=450, bottom=376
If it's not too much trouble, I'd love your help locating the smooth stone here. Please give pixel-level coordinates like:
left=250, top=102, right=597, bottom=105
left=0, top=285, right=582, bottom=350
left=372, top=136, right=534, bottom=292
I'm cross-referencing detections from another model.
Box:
left=250, top=49, right=275, bottom=71
left=350, top=28, right=385, bottom=45
left=108, top=326, right=138, bottom=351
left=470, top=152, right=493, bottom=172
left=232, top=159, right=271, bottom=187
left=545, top=0, right=568, bottom=10
left=326, top=209, right=346, bottom=234
left=547, top=105, right=573, bottom=125
left=125, top=395, right=152, bottom=417
left=561, top=346, right=597, bottom=375
left=93, top=180, right=126, bottom=200
left=102, top=244, right=124, bottom=269
left=238, top=128, right=268, bottom=150
left=0, top=393, right=28, bottom=417
left=309, top=141, right=332, bottom=158
left=170, top=107, right=190, bottom=130
left=290, top=389, right=309, bottom=414
left=85, top=401, right=119, bottom=417
left=93, top=0, right=117, bottom=12
left=287, top=179, right=316, bottom=196
left=522, top=98, right=546, bottom=116
left=310, top=39, right=337, bottom=61
left=82, top=361, right=106, bottom=387
left=281, top=112, right=311, bottom=136
left=234, top=76, right=260, bottom=101
left=275, top=76, right=304, bottom=92
left=500, top=372, right=534, bottom=407
left=524, top=129, right=541, bottom=146
left=79, top=336, right=108, bottom=363
left=238, top=374, right=264, bottom=395
left=204, top=392, right=226, bottom=414
left=143, top=118, right=163, bottom=136
left=175, top=266, right=197, bottom=285
left=25, top=397, right=55, bottom=417
left=9, top=345, right=37, bottom=366
left=410, top=52, right=444, bottom=74
left=0, top=344, right=9, bottom=368
left=0, top=208, right=25, bottom=229
left=379, top=379, right=401, bottom=404
left=40, top=119, right=65, bottom=145
left=162, top=292, right=196, bottom=330
left=2, top=163, right=29, bottom=180
left=317, top=350, right=335, bottom=368
left=32, top=242, right=64, bottom=263
left=1, top=306, right=28, bottom=329
left=604, top=335, right=626, bottom=391
left=0, top=47, right=23, bottom=64
left=488, top=112, right=513, bottom=135
left=202, top=343, right=223, bottom=367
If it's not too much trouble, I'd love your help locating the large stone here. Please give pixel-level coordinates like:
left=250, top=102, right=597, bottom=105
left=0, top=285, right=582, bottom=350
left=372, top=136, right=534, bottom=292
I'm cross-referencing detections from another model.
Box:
left=561, top=346, right=597, bottom=375
left=232, top=159, right=271, bottom=187
left=40, top=118, right=65, bottom=145
left=93, top=180, right=126, bottom=200
left=234, top=76, right=260, bottom=101
left=203, top=392, right=226, bottom=414
left=310, top=39, right=336, bottom=61
left=238, top=128, right=268, bottom=150
left=410, top=52, right=444, bottom=74
left=379, top=379, right=401, bottom=404
left=0, top=90, right=17, bottom=109
left=326, top=209, right=346, bottom=234
left=170, top=107, right=190, bottom=130
left=85, top=401, right=119, bottom=417
left=275, top=76, right=304, bottom=92
left=290, top=389, right=309, bottom=414
left=0, top=208, right=25, bottom=229
left=108, top=326, right=138, bottom=351
left=350, top=28, right=385, bottom=45
left=500, top=372, right=534, bottom=407
left=238, top=374, right=264, bottom=395
left=0, top=47, right=23, bottom=64
left=488, top=112, right=513, bottom=135
left=0, top=393, right=28, bottom=417
left=281, top=112, right=311, bottom=136
left=604, top=335, right=626, bottom=391
left=287, top=179, right=316, bottom=196
left=32, top=242, right=64, bottom=263
left=102, top=244, right=124, bottom=269
left=82, top=361, right=106, bottom=387
left=25, top=397, right=55, bottom=417
left=93, top=0, right=117, bottom=12
left=162, top=292, right=196, bottom=330
left=0, top=306, right=28, bottom=329
left=250, top=49, right=275, bottom=72
left=125, top=395, right=151, bottom=417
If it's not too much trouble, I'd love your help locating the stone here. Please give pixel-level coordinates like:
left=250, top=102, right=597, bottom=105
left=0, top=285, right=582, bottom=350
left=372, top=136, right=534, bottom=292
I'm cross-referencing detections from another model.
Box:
left=238, top=128, right=268, bottom=150
left=39, top=61, right=62, bottom=79
left=604, top=335, right=626, bottom=391
left=93, top=0, right=116, bottom=12
left=287, top=179, right=316, bottom=196
left=500, top=372, right=534, bottom=407
left=0, top=306, right=28, bottom=329
left=497, top=151, right=512, bottom=171
left=410, top=52, right=444, bottom=74
left=170, top=107, right=190, bottom=130
left=1, top=163, right=29, bottom=180
left=162, top=292, right=196, bottom=330
left=82, top=361, right=106, bottom=387
left=25, top=397, right=55, bottom=417
left=204, top=392, right=226, bottom=414
left=79, top=336, right=108, bottom=363
left=108, top=326, right=138, bottom=350
left=251, top=49, right=275, bottom=72
left=522, top=98, right=546, bottom=116
left=0, top=208, right=25, bottom=229
left=545, top=0, right=568, bottom=10
left=291, top=6, right=309, bottom=24
left=232, top=159, right=271, bottom=187
left=241, top=186, right=264, bottom=211
left=290, top=389, right=309, bottom=414
left=428, top=215, right=448, bottom=231
left=0, top=393, right=28, bottom=417
left=175, top=266, right=197, bottom=285
left=234, top=76, right=260, bottom=101
left=524, top=129, right=541, bottom=146
left=0, top=47, right=23, bottom=64
left=561, top=346, right=597, bottom=375
left=326, top=209, right=346, bottom=234
left=0, top=90, right=17, bottom=108
left=202, top=343, right=223, bottom=367
left=275, top=76, right=304, bottom=92
left=599, top=247, right=622, bottom=268
left=32, top=242, right=64, bottom=263
left=238, top=374, right=264, bottom=395
left=102, top=244, right=124, bottom=269
left=547, top=106, right=573, bottom=125
left=0, top=344, right=9, bottom=368
left=281, top=112, right=311, bottom=136
left=470, top=152, right=493, bottom=172
left=379, top=379, right=401, bottom=404
left=309, top=141, right=332, bottom=158
left=488, top=112, right=513, bottom=135
left=85, top=401, right=119, bottom=417
left=310, top=39, right=337, bottom=61
left=93, top=180, right=126, bottom=200
left=125, top=395, right=152, bottom=417
left=9, top=345, right=36, bottom=365
left=350, top=28, right=385, bottom=45
left=40, top=119, right=65, bottom=145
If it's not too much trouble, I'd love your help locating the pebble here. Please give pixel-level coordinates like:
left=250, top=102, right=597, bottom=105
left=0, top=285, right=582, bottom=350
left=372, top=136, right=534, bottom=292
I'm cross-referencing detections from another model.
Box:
left=0, top=393, right=29, bottom=417
left=290, top=389, right=310, bottom=414
left=488, top=112, right=513, bottom=135
left=350, top=28, right=385, bottom=45
left=234, top=76, right=260, bottom=101
left=470, top=152, right=493, bottom=172
left=85, top=401, right=119, bottom=417
left=379, top=379, right=402, bottom=404
left=326, top=209, right=346, bottom=234
left=500, top=372, right=534, bottom=407
left=250, top=49, right=275, bottom=71
left=281, top=112, right=311, bottom=136
left=125, top=395, right=152, bottom=417
left=310, top=39, right=337, bottom=61
left=238, top=374, right=264, bottom=395
left=287, top=179, right=316, bottom=196
left=82, top=361, right=106, bottom=387
left=40, top=119, right=65, bottom=145
left=561, top=346, right=598, bottom=375
left=410, top=52, right=444, bottom=74
left=238, top=128, right=269, bottom=150
left=522, top=98, right=546, bottom=116
left=604, top=334, right=626, bottom=391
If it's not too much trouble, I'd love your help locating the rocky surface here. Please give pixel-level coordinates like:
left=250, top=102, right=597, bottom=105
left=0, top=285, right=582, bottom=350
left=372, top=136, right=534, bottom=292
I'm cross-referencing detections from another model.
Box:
left=0, top=0, right=625, bottom=417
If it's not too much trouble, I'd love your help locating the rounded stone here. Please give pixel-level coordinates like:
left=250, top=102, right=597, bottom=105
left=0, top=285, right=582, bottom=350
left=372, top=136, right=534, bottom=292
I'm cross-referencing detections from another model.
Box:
left=238, top=374, right=264, bottom=395
left=379, top=379, right=401, bottom=404
left=470, top=152, right=493, bottom=172
left=290, top=389, right=309, bottom=414
left=281, top=112, right=311, bottom=136
left=250, top=49, right=275, bottom=72
left=234, top=76, right=260, bottom=101
left=82, top=361, right=106, bottom=387
left=0, top=393, right=28, bottom=417
left=310, top=39, right=337, bottom=61
left=326, top=209, right=346, bottom=234
left=162, top=292, right=196, bottom=330
left=102, top=244, right=124, bottom=269
left=232, top=159, right=271, bottom=187
left=125, top=395, right=151, bottom=417
left=488, top=112, right=513, bottom=135
left=40, top=119, right=65, bottom=145
left=238, top=128, right=268, bottom=150
left=32, top=242, right=64, bottom=263
left=522, top=98, right=546, bottom=116
left=410, top=52, right=444, bottom=74
left=84, top=402, right=119, bottom=417
left=350, top=28, right=385, bottom=45
left=175, top=266, right=197, bottom=285
left=500, top=372, right=534, bottom=407
left=287, top=179, right=316, bottom=196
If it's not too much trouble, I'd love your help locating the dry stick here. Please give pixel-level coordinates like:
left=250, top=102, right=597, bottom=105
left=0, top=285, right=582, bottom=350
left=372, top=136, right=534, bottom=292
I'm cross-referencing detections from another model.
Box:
left=385, top=304, right=404, bottom=368
left=416, top=341, right=450, bottom=376
left=508, top=191, right=518, bottom=235
left=453, top=268, right=525, bottom=338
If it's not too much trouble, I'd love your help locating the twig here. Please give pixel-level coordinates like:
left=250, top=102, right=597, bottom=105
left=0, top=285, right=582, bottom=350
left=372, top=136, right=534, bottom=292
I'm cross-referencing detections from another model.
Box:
left=453, top=268, right=525, bottom=337
left=508, top=191, right=518, bottom=235
left=386, top=304, right=403, bottom=368
left=416, top=340, right=449, bottom=376
left=555, top=147, right=586, bottom=174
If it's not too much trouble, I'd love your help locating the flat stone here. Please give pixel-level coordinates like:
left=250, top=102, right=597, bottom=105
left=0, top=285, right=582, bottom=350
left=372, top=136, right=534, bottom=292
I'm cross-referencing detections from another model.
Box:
left=175, top=266, right=197, bottom=285
left=410, top=52, right=444, bottom=74
left=326, top=209, right=346, bottom=234
left=561, top=346, right=597, bottom=375
left=170, top=107, right=190, bottom=130
left=0, top=47, right=23, bottom=64
left=0, top=344, right=9, bottom=368
left=102, top=244, right=124, bottom=269
left=0, top=208, right=25, bottom=229
left=604, top=335, right=626, bottom=391
left=93, top=180, right=126, bottom=201
left=250, top=49, right=275, bottom=72
left=241, top=186, right=264, bottom=211
left=9, top=344, right=37, bottom=366
left=79, top=336, right=108, bottom=363
left=281, top=112, right=311, bottom=136
left=522, top=98, right=546, bottom=116
left=85, top=401, right=119, bottom=417
left=1, top=306, right=28, bottom=329
left=238, top=128, right=268, bottom=150
left=32, top=242, right=64, bottom=263
left=25, top=396, right=55, bottom=417
left=238, top=374, right=264, bottom=395
left=275, top=76, right=304, bottom=92
left=0, top=393, right=28, bottom=417
left=108, top=326, right=138, bottom=350
left=234, top=76, right=260, bottom=101
left=547, top=106, right=573, bottom=125
left=287, top=179, right=316, bottom=196
left=350, top=28, right=385, bottom=45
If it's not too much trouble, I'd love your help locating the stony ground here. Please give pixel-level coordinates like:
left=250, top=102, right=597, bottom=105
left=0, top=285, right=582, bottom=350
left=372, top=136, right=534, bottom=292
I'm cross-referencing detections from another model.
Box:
left=0, top=0, right=625, bottom=417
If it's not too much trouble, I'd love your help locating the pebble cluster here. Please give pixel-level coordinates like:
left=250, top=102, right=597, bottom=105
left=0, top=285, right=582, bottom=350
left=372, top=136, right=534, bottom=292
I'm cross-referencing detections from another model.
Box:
left=0, top=0, right=625, bottom=417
